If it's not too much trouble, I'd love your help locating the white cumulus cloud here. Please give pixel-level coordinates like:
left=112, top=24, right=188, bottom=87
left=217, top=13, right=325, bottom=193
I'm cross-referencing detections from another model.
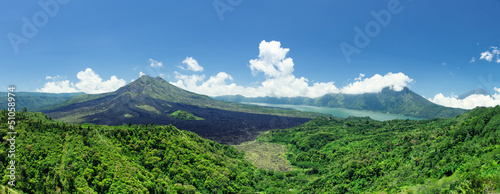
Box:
left=180, top=57, right=204, bottom=72
left=341, top=72, right=414, bottom=94
left=171, top=40, right=416, bottom=98
left=171, top=41, right=343, bottom=97
left=429, top=87, right=500, bottom=109
left=37, top=80, right=80, bottom=93
left=75, top=68, right=126, bottom=94
left=481, top=51, right=494, bottom=61
left=149, top=58, right=163, bottom=68
left=479, top=46, right=500, bottom=63
left=249, top=40, right=294, bottom=77
left=171, top=71, right=206, bottom=90
left=37, top=68, right=126, bottom=94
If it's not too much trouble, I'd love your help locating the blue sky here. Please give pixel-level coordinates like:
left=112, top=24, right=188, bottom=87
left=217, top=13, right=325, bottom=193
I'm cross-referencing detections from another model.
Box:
left=1, top=0, right=499, bottom=108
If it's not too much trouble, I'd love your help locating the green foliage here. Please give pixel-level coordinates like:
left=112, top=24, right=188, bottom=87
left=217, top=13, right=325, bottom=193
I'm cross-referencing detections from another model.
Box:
left=233, top=141, right=293, bottom=172
left=258, top=106, right=500, bottom=193
left=1, top=106, right=499, bottom=193
left=0, top=92, right=81, bottom=111
left=136, top=104, right=161, bottom=114
left=0, top=111, right=300, bottom=193
left=169, top=110, right=204, bottom=120
left=0, top=185, right=22, bottom=194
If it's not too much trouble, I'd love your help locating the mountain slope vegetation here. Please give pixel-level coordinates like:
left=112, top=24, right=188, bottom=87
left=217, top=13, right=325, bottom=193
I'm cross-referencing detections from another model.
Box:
left=0, top=111, right=304, bottom=193
left=1, top=106, right=499, bottom=193
left=215, top=87, right=467, bottom=119
left=169, top=110, right=204, bottom=120
left=257, top=106, right=500, bottom=193
left=0, top=92, right=82, bottom=111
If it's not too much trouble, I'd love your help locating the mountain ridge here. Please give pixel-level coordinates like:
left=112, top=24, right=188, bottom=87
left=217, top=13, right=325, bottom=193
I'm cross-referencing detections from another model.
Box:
left=215, top=87, right=467, bottom=119
left=42, top=75, right=317, bottom=144
left=0, top=92, right=83, bottom=111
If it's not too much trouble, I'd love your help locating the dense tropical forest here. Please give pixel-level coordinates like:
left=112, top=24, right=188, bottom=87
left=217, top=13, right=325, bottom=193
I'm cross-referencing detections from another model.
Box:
left=0, top=111, right=304, bottom=193
left=258, top=106, right=500, bottom=193
left=1, top=106, right=500, bottom=193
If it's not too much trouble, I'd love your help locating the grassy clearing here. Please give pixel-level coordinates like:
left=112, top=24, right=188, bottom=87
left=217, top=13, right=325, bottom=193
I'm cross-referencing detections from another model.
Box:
left=233, top=141, right=294, bottom=172
left=169, top=110, right=204, bottom=120
left=136, top=104, right=161, bottom=114
left=0, top=185, right=22, bottom=194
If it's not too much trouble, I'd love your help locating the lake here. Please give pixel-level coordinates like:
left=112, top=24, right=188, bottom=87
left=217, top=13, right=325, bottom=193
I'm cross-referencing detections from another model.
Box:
left=245, top=102, right=422, bottom=121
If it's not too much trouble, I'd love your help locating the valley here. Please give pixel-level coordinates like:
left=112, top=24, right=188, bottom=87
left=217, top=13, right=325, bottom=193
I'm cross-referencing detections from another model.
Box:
left=243, top=102, right=421, bottom=121
left=1, top=106, right=499, bottom=193
left=1, top=72, right=498, bottom=193
left=3, top=1, right=497, bottom=193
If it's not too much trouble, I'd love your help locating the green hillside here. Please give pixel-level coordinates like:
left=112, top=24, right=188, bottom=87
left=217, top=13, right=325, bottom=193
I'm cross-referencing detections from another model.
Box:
left=215, top=87, right=467, bottom=119
left=169, top=110, right=204, bottom=120
left=1, top=106, right=499, bottom=193
left=0, top=92, right=82, bottom=111
left=0, top=111, right=303, bottom=193
left=257, top=106, right=500, bottom=193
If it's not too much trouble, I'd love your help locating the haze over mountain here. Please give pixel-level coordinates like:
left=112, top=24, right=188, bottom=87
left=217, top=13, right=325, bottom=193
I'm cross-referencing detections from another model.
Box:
left=215, top=87, right=467, bottom=119
left=42, top=75, right=316, bottom=144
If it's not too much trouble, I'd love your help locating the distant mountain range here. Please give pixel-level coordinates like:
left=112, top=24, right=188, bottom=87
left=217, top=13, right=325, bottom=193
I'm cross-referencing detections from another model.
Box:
left=41, top=76, right=316, bottom=144
left=215, top=87, right=467, bottom=119
left=3, top=76, right=467, bottom=143
left=0, top=92, right=82, bottom=111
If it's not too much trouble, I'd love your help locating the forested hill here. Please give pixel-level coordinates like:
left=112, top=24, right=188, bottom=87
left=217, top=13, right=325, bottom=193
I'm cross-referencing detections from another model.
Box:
left=215, top=87, right=467, bottom=119
left=1, top=106, right=499, bottom=193
left=0, top=111, right=302, bottom=193
left=0, top=92, right=82, bottom=111
left=258, top=106, right=500, bottom=193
